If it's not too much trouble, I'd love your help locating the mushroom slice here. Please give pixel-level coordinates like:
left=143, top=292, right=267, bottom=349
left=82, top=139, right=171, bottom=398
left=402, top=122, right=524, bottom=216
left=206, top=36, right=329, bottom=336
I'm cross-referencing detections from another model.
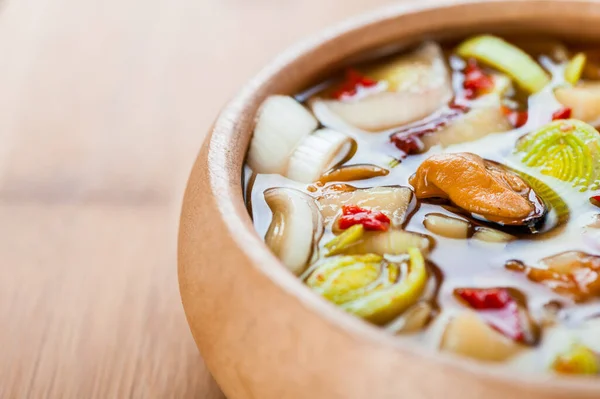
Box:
left=506, top=251, right=600, bottom=302
left=264, top=188, right=323, bottom=275
left=317, top=185, right=414, bottom=228
left=286, top=128, right=354, bottom=183
left=555, top=82, right=600, bottom=124
left=314, top=42, right=452, bottom=131
left=318, top=164, right=388, bottom=184
left=409, top=153, right=547, bottom=227
left=306, top=248, right=428, bottom=324
left=248, top=95, right=318, bottom=174
left=440, top=311, right=524, bottom=362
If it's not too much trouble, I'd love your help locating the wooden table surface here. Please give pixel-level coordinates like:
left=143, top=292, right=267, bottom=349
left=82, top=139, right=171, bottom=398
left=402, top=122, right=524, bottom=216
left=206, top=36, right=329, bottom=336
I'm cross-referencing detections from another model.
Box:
left=0, top=0, right=397, bottom=397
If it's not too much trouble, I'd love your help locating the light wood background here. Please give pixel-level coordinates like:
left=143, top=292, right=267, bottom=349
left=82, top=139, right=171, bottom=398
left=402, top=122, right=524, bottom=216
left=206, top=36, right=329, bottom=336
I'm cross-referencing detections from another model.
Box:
left=0, top=0, right=397, bottom=397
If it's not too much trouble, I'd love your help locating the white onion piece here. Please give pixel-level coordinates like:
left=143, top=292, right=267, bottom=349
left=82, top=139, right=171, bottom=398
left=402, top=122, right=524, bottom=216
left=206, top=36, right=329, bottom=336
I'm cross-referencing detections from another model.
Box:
left=264, top=188, right=323, bottom=275
left=286, top=129, right=353, bottom=183
left=247, top=95, right=318, bottom=174
left=421, top=106, right=512, bottom=150
left=440, top=311, right=522, bottom=362
left=424, top=213, right=471, bottom=239
left=555, top=81, right=600, bottom=124
left=472, top=227, right=515, bottom=243
left=314, top=42, right=452, bottom=132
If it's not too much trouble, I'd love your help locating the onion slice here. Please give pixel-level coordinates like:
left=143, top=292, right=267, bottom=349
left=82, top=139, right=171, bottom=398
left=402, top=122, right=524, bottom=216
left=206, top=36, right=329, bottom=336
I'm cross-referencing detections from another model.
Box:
left=313, top=42, right=452, bottom=131
left=247, top=95, right=318, bottom=174
left=286, top=129, right=354, bottom=183
left=264, top=188, right=323, bottom=275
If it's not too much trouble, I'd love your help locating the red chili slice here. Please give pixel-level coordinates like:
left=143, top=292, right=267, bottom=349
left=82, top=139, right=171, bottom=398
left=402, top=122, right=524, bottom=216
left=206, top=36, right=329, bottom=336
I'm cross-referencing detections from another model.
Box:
left=502, top=106, right=528, bottom=128
left=332, top=69, right=378, bottom=100
left=590, top=195, right=600, bottom=207
left=552, top=107, right=572, bottom=120
left=338, top=205, right=391, bottom=231
left=455, top=287, right=512, bottom=309
left=454, top=287, right=526, bottom=342
left=462, top=59, right=494, bottom=99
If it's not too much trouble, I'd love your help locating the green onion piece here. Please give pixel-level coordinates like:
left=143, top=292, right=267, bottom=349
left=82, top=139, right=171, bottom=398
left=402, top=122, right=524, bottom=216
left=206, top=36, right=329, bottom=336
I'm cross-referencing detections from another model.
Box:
left=324, top=224, right=364, bottom=256
left=565, top=52, right=587, bottom=85
left=457, top=35, right=550, bottom=93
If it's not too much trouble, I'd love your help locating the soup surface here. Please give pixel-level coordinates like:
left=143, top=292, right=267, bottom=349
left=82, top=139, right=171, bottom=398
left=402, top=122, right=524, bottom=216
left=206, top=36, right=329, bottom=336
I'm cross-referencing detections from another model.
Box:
left=244, top=35, right=600, bottom=375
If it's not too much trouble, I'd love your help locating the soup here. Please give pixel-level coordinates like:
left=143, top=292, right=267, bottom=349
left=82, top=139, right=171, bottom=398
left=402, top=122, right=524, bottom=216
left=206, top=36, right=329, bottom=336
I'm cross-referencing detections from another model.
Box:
left=244, top=35, right=600, bottom=375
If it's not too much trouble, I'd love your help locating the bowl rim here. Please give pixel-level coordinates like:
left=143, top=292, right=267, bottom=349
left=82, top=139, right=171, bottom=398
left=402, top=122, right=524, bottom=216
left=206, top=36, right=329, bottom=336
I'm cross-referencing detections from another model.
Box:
left=195, top=0, right=600, bottom=393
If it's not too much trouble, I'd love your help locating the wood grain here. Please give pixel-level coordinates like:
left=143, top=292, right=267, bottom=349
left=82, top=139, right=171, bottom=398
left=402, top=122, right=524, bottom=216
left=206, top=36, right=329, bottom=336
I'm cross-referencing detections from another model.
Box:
left=0, top=0, right=394, bottom=397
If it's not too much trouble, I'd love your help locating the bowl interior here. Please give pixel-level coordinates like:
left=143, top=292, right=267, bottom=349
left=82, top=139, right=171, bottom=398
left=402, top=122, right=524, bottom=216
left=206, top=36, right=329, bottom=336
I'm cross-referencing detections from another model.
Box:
left=190, top=1, right=600, bottom=396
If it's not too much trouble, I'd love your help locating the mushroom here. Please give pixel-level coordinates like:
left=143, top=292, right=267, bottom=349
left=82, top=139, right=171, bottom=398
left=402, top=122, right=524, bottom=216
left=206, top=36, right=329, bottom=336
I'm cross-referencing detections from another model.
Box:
left=318, top=185, right=415, bottom=228
left=409, top=153, right=547, bottom=227
left=264, top=188, right=323, bottom=276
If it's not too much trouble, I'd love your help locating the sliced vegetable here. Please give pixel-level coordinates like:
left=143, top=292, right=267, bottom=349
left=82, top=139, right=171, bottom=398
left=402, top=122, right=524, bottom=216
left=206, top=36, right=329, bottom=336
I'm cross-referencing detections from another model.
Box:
left=515, top=119, right=600, bottom=191
left=472, top=227, right=515, bottom=243
left=420, top=106, right=513, bottom=150
left=456, top=35, right=550, bottom=93
left=307, top=248, right=428, bottom=324
left=264, top=188, right=323, bottom=275
left=315, top=42, right=452, bottom=131
left=390, top=103, right=469, bottom=155
left=318, top=164, right=388, bottom=184
left=506, top=251, right=600, bottom=302
left=248, top=95, right=318, bottom=174
left=331, top=68, right=379, bottom=100
left=318, top=185, right=414, bottom=228
left=340, top=230, right=432, bottom=256
left=462, top=59, right=494, bottom=99
left=286, top=128, right=354, bottom=183
left=565, top=52, right=586, bottom=85
left=306, top=254, right=383, bottom=304
left=502, top=106, right=528, bottom=128
left=454, top=287, right=537, bottom=344
left=555, top=81, right=600, bottom=123
left=338, top=205, right=391, bottom=232
left=440, top=311, right=523, bottom=362
left=552, top=344, right=599, bottom=375
left=324, top=224, right=364, bottom=256
left=410, top=153, right=547, bottom=227
left=389, top=302, right=433, bottom=334
left=551, top=107, right=572, bottom=120
left=423, top=213, right=471, bottom=239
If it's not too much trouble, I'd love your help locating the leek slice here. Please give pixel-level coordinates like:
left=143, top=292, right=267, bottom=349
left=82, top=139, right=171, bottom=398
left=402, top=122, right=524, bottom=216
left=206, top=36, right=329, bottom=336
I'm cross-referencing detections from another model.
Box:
left=307, top=249, right=428, bottom=324
left=515, top=119, right=600, bottom=191
left=457, top=35, right=550, bottom=93
left=565, top=52, right=586, bottom=85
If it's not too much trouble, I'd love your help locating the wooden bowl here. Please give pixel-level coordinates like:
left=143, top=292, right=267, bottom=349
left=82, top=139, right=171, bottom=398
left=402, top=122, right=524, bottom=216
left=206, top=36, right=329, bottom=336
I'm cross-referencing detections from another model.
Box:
left=179, top=1, right=600, bottom=397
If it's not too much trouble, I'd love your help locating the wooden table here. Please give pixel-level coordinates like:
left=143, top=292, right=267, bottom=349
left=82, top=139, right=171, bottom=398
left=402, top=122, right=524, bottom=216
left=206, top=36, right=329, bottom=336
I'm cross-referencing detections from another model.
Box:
left=0, top=0, right=396, bottom=397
